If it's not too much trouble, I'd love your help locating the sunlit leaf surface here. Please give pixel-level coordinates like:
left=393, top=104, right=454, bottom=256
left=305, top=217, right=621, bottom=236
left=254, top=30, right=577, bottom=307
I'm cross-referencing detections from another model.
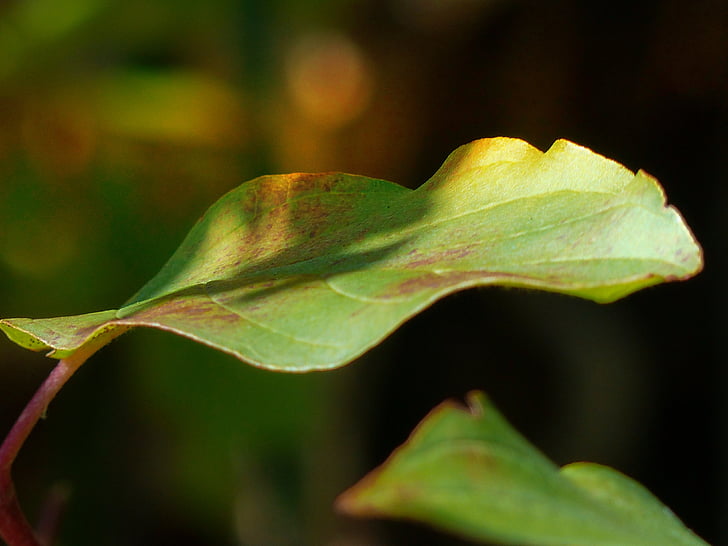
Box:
left=337, top=392, right=709, bottom=546
left=0, top=138, right=702, bottom=370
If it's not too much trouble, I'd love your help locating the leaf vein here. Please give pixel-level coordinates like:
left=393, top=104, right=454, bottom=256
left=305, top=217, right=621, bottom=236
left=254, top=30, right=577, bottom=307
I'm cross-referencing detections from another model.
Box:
left=202, top=284, right=345, bottom=349
left=503, top=256, right=685, bottom=268
left=400, top=190, right=620, bottom=236
left=321, top=276, right=404, bottom=305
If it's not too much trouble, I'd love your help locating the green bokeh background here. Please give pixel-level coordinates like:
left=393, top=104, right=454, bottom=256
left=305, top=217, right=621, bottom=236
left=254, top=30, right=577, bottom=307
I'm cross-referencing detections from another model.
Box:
left=0, top=1, right=725, bottom=544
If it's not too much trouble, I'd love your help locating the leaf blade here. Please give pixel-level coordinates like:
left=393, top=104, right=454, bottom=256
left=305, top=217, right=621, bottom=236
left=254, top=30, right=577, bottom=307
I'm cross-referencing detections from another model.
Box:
left=336, top=392, right=709, bottom=546
left=0, top=310, right=124, bottom=358
left=0, top=138, right=702, bottom=369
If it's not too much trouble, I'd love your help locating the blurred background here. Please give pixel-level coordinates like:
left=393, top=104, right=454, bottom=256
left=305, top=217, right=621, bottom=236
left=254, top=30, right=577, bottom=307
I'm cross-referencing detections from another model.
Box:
left=0, top=0, right=725, bottom=544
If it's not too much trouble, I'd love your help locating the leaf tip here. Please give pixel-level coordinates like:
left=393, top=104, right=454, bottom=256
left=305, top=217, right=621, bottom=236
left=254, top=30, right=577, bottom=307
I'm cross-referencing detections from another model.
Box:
left=0, top=319, right=53, bottom=353
left=464, top=390, right=487, bottom=416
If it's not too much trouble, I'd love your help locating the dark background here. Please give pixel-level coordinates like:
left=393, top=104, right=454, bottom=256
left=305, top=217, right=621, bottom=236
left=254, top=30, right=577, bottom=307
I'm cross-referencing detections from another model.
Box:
left=0, top=0, right=725, bottom=544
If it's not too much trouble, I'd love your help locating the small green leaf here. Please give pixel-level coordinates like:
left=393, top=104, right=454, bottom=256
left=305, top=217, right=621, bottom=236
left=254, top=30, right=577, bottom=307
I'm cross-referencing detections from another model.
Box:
left=336, top=392, right=709, bottom=546
left=0, top=138, right=702, bottom=370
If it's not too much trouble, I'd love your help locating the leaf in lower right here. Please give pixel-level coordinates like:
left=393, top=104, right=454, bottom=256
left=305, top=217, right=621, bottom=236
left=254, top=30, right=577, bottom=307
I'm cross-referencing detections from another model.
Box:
left=336, top=391, right=709, bottom=546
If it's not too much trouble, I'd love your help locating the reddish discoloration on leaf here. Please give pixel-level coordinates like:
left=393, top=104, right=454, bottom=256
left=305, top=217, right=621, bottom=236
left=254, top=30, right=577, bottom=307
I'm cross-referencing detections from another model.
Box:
left=401, top=246, right=476, bottom=269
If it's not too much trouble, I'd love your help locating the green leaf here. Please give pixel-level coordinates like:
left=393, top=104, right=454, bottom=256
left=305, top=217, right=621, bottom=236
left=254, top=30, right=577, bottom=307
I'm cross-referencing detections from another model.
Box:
left=336, top=392, right=709, bottom=546
left=0, top=138, right=702, bottom=370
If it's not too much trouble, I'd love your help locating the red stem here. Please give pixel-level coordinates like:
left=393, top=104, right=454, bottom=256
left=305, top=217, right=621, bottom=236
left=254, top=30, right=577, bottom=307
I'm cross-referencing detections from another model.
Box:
left=0, top=339, right=105, bottom=546
left=0, top=480, right=39, bottom=546
left=0, top=358, right=84, bottom=476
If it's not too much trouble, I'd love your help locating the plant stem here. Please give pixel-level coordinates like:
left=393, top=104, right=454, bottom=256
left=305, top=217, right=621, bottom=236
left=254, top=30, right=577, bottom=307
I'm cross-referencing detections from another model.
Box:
left=0, top=356, right=86, bottom=546
left=0, top=331, right=119, bottom=546
left=0, top=479, right=39, bottom=546
left=0, top=357, right=85, bottom=477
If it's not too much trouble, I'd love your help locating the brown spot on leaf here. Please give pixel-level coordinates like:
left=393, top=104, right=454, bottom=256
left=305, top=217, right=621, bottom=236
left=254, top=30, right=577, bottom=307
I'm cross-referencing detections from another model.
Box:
left=404, top=246, right=476, bottom=268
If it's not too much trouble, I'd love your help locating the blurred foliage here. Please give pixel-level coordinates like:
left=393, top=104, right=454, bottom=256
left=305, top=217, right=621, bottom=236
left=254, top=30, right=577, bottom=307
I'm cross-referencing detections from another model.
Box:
left=0, top=0, right=726, bottom=545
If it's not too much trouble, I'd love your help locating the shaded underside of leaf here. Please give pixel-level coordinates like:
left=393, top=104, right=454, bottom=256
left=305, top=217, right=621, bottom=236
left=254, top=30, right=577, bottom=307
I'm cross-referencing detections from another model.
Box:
left=336, top=391, right=709, bottom=546
left=0, top=138, right=702, bottom=370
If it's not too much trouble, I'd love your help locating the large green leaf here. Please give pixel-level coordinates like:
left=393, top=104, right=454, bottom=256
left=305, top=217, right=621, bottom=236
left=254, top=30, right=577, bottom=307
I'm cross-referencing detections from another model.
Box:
left=0, top=138, right=702, bottom=370
left=336, top=392, right=709, bottom=546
